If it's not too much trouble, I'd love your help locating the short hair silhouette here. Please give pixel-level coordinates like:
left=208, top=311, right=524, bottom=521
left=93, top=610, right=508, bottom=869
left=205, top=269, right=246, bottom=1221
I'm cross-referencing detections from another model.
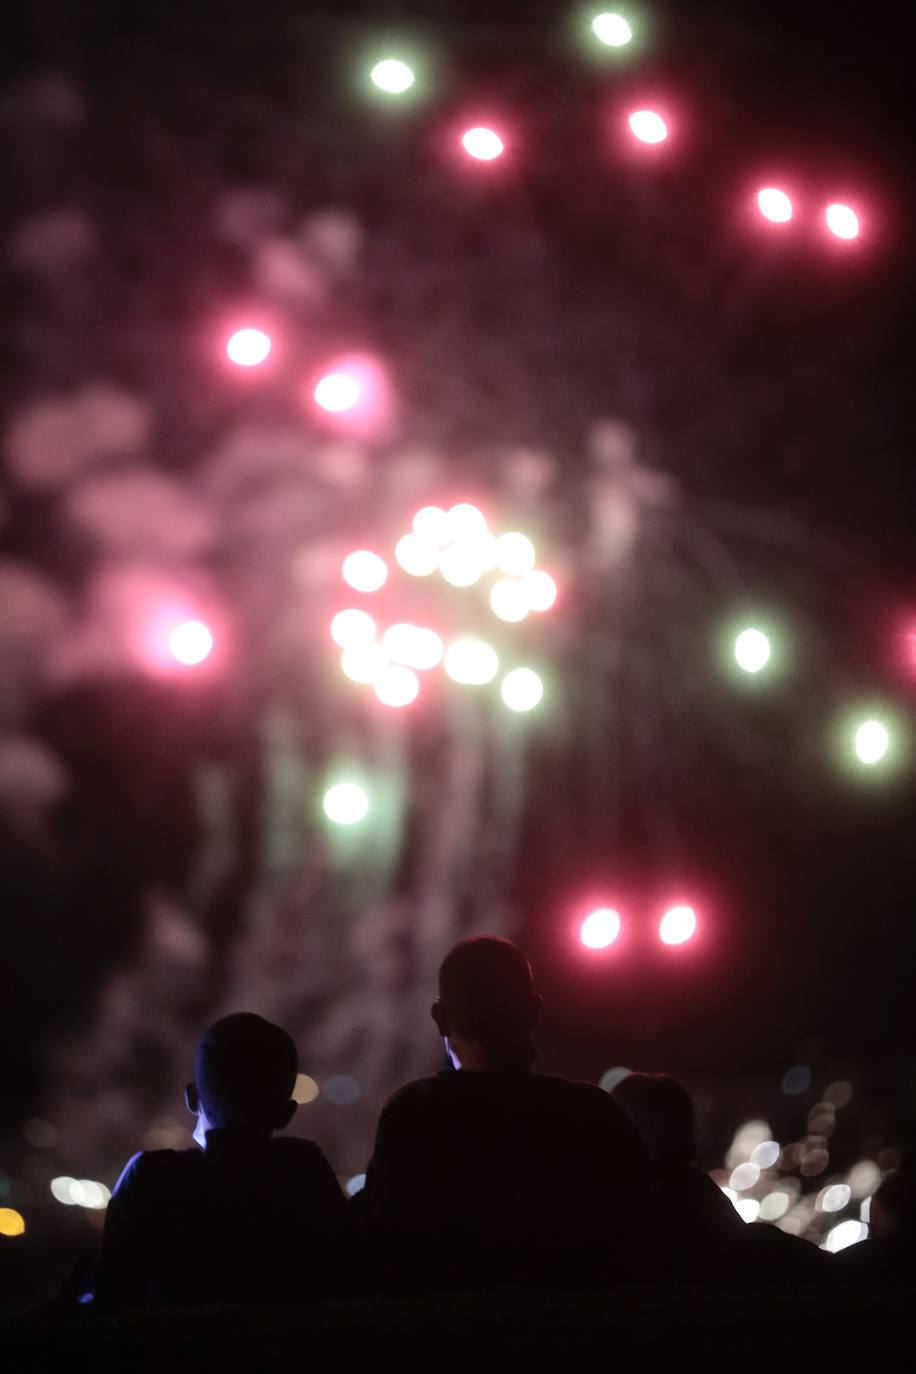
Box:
left=437, top=936, right=537, bottom=1048
left=194, top=1013, right=298, bottom=1129
left=612, top=1072, right=697, bottom=1168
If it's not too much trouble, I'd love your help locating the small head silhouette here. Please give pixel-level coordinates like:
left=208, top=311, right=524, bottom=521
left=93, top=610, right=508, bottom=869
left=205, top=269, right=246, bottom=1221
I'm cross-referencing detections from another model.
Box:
left=612, top=1072, right=697, bottom=1171
left=432, top=936, right=541, bottom=1069
left=185, top=1012, right=298, bottom=1144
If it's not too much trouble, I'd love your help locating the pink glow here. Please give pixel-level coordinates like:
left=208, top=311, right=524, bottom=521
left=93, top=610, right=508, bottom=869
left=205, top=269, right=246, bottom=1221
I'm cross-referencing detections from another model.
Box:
left=628, top=109, right=667, bottom=144
left=659, top=905, right=697, bottom=946
left=168, top=619, right=214, bottom=665
left=580, top=908, right=622, bottom=949
left=461, top=127, right=505, bottom=161
left=757, top=188, right=793, bottom=223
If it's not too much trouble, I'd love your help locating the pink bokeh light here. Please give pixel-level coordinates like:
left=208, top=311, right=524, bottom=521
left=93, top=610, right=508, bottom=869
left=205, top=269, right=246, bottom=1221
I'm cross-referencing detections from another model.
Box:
left=226, top=328, right=272, bottom=367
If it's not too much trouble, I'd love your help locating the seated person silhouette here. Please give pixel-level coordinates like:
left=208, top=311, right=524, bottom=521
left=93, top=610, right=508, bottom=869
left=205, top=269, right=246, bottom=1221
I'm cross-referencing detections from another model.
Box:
left=95, top=1012, right=345, bottom=1308
left=358, top=935, right=648, bottom=1291
left=832, top=1167, right=916, bottom=1281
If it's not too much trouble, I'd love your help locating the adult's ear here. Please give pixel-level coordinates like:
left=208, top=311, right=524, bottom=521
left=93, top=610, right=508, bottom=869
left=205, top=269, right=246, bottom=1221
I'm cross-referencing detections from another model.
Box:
left=431, top=999, right=449, bottom=1037
left=185, top=1082, right=199, bottom=1115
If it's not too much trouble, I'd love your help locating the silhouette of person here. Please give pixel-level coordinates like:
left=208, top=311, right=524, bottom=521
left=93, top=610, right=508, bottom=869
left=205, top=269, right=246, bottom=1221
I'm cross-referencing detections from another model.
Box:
left=95, top=1013, right=345, bottom=1308
left=833, top=1168, right=916, bottom=1281
left=357, top=936, right=648, bottom=1291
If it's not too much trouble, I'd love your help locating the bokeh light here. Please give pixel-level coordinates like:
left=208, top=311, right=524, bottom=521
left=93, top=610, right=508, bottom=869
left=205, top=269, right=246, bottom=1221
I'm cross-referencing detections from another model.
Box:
left=580, top=907, right=621, bottom=948
left=825, top=203, right=860, bottom=240
left=444, top=637, right=499, bottom=686
left=373, top=663, right=420, bottom=707
left=490, top=578, right=530, bottom=623
left=314, top=372, right=361, bottom=412
left=730, top=1162, right=760, bottom=1191
left=659, top=904, right=697, bottom=945
left=370, top=59, right=415, bottom=94
left=500, top=667, right=544, bottom=712
left=735, top=1198, right=760, bottom=1223
left=342, top=550, right=388, bottom=593
left=495, top=531, right=536, bottom=576
left=168, top=619, right=213, bottom=666
left=0, top=1208, right=26, bottom=1237
left=439, top=542, right=484, bottom=588
left=854, top=718, right=889, bottom=765
left=782, top=1063, right=812, bottom=1096
left=330, top=608, right=376, bottom=649
left=520, top=569, right=558, bottom=612
left=395, top=532, right=440, bottom=577
left=226, top=327, right=271, bottom=366
left=445, top=503, right=489, bottom=541
left=323, top=782, right=369, bottom=826
left=628, top=109, right=667, bottom=144
left=461, top=127, right=505, bottom=161
left=382, top=623, right=444, bottom=671
left=750, top=1140, right=781, bottom=1170
left=819, top=1183, right=852, bottom=1213
left=340, top=641, right=387, bottom=685
left=346, top=1174, right=367, bottom=1196
left=823, top=1219, right=868, bottom=1252
left=323, top=1075, right=361, bottom=1105
left=292, top=1074, right=320, bottom=1105
left=412, top=505, right=451, bottom=546
left=757, top=188, right=793, bottom=223
left=592, top=12, right=633, bottom=46
left=734, top=627, right=771, bottom=673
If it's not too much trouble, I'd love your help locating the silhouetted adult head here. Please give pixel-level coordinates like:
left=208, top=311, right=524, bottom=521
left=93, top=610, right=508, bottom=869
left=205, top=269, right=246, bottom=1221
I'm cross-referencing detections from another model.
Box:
left=432, top=936, right=541, bottom=1070
left=612, top=1073, right=697, bottom=1172
left=185, top=1013, right=298, bottom=1143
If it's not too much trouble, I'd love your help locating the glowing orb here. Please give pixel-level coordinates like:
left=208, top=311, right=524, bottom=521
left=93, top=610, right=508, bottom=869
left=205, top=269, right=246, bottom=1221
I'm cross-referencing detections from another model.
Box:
left=227, top=328, right=271, bottom=366
left=341, top=641, right=387, bottom=684
left=490, top=578, right=530, bottom=623
left=315, top=372, right=361, bottom=412
left=412, top=506, right=451, bottom=547
left=0, top=1208, right=25, bottom=1237
left=445, top=503, right=488, bottom=540
left=168, top=620, right=213, bottom=666
left=330, top=608, right=376, bottom=649
left=383, top=623, right=444, bottom=671
left=495, top=531, right=536, bottom=576
left=659, top=905, right=696, bottom=945
left=342, top=550, right=388, bottom=593
left=824, top=1220, right=868, bottom=1253
left=395, top=532, right=440, bottom=577
left=373, top=663, right=420, bottom=707
left=581, top=907, right=622, bottom=949
left=370, top=59, right=415, bottom=94
left=521, top=569, right=557, bottom=612
left=825, top=203, right=860, bottom=240
left=462, top=127, right=504, bottom=161
left=500, top=667, right=544, bottom=712
left=444, top=637, right=499, bottom=686
left=592, top=12, right=632, bottom=45
left=734, top=627, right=771, bottom=673
left=439, top=542, right=484, bottom=588
left=757, top=188, right=793, bottom=223
left=854, top=719, right=888, bottom=765
left=323, top=782, right=369, bottom=825
left=629, top=109, right=667, bottom=144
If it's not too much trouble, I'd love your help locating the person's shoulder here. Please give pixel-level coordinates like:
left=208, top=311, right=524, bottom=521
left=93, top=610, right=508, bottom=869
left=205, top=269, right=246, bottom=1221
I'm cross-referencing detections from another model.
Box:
left=112, top=1147, right=200, bottom=1199
left=375, top=1075, right=448, bottom=1127
left=268, top=1135, right=335, bottom=1168
left=533, top=1074, right=623, bottom=1112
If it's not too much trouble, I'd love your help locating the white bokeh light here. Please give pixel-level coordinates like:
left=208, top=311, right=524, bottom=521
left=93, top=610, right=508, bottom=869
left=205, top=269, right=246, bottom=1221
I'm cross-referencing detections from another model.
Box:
left=854, top=719, right=889, bottom=765
left=825, top=203, right=860, bottom=240
left=342, top=550, right=388, bottom=593
left=629, top=109, right=667, bottom=144
left=592, top=13, right=633, bottom=46
left=314, top=372, right=361, bottom=412
left=659, top=904, right=697, bottom=945
left=462, top=127, right=505, bottom=161
left=323, top=782, right=369, bottom=826
left=226, top=328, right=272, bottom=366
left=580, top=907, right=621, bottom=949
left=495, top=531, right=536, bottom=576
left=734, top=627, right=771, bottom=673
left=373, top=664, right=420, bottom=707
left=501, top=667, right=544, bottom=713
left=370, top=59, right=415, bottom=94
left=490, top=578, right=530, bottom=623
left=444, top=637, right=499, bottom=686
left=169, top=619, right=213, bottom=666
left=757, top=188, right=793, bottom=223
left=395, top=532, right=440, bottom=577
left=330, top=609, right=376, bottom=649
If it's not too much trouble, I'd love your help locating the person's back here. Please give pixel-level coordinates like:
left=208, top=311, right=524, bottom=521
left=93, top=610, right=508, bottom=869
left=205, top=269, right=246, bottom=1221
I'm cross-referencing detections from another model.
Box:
left=95, top=1013, right=346, bottom=1308
left=359, top=937, right=647, bottom=1290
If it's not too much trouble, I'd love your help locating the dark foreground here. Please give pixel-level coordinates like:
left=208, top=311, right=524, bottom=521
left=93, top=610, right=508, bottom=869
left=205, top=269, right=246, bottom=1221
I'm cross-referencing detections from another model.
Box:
left=5, top=1285, right=915, bottom=1372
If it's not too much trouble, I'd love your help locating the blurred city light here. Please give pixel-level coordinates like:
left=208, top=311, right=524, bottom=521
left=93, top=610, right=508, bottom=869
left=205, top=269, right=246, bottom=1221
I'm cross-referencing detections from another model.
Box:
left=490, top=578, right=530, bottom=623
left=314, top=372, right=361, bottom=412
left=323, top=782, right=369, bottom=826
left=323, top=1075, right=361, bottom=1105
left=758, top=1191, right=791, bottom=1221
left=395, top=532, right=440, bottom=577
left=628, top=109, right=667, bottom=143
left=757, top=188, right=793, bottom=223
left=495, top=531, right=536, bottom=576
left=444, top=637, right=499, bottom=685
left=735, top=1198, right=760, bottom=1223
left=330, top=608, right=376, bottom=649
left=445, top=503, right=489, bottom=540
left=370, top=59, right=415, bottom=94
left=781, top=1063, right=811, bottom=1095
left=292, top=1074, right=320, bottom=1105
left=382, top=623, right=444, bottom=671
left=461, top=127, right=505, bottom=161
left=592, top=12, right=633, bottom=46
left=168, top=619, right=213, bottom=666
left=730, top=1162, right=760, bottom=1191
left=823, top=1219, right=868, bottom=1252
left=412, top=505, right=451, bottom=546
left=819, top=1183, right=852, bottom=1213
left=854, top=718, right=889, bottom=765
left=520, top=569, right=558, bottom=612
left=226, top=327, right=271, bottom=366
left=340, top=641, right=387, bottom=684
left=580, top=907, right=622, bottom=948
left=0, top=1208, right=26, bottom=1237
left=825, top=203, right=860, bottom=240
left=500, top=667, right=544, bottom=712
left=342, top=550, right=388, bottom=593
left=750, top=1140, right=781, bottom=1170
left=439, top=542, right=484, bottom=587
left=734, top=627, right=771, bottom=673
left=373, top=663, right=420, bottom=707
left=659, top=904, right=696, bottom=945
left=346, top=1174, right=367, bottom=1196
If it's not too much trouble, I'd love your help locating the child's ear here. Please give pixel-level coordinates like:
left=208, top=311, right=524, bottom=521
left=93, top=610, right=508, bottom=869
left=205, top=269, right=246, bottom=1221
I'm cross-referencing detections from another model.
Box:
left=185, top=1082, right=199, bottom=1115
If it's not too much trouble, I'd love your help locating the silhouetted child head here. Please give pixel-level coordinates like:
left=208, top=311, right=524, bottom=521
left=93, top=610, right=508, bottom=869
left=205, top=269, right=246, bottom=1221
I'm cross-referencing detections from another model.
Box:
left=433, top=936, right=541, bottom=1070
left=185, top=1013, right=298, bottom=1147
left=870, top=1170, right=916, bottom=1241
left=612, top=1072, right=697, bottom=1173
